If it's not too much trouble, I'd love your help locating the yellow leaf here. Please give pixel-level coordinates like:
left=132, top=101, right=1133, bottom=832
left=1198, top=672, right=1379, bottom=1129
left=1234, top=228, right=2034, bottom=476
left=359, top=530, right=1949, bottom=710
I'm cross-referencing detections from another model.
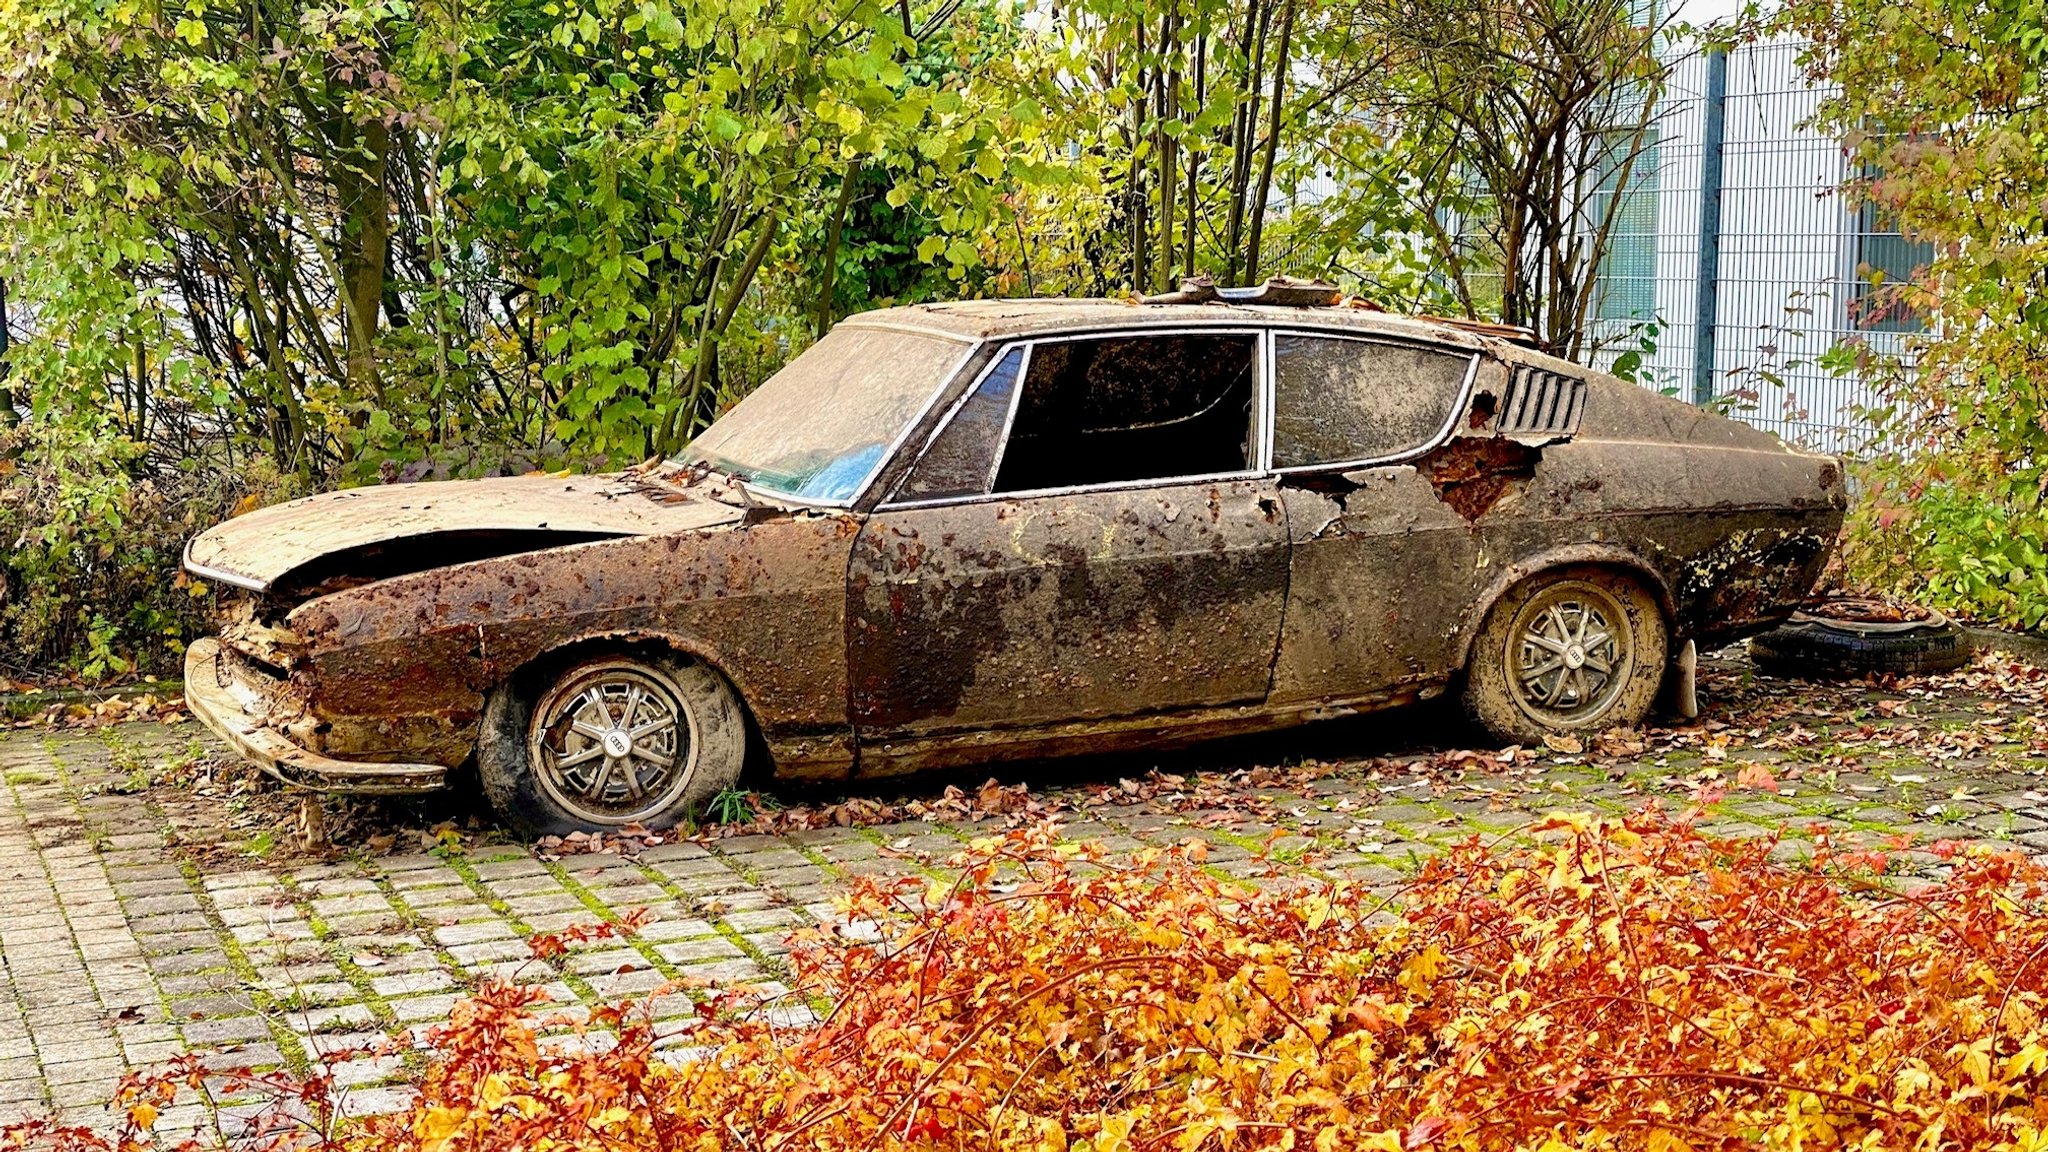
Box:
left=1961, top=1039, right=1993, bottom=1088
left=1646, top=1129, right=1695, bottom=1152
left=414, top=1105, right=469, bottom=1149
left=1398, top=946, right=1447, bottom=997
left=2003, top=1040, right=2048, bottom=1079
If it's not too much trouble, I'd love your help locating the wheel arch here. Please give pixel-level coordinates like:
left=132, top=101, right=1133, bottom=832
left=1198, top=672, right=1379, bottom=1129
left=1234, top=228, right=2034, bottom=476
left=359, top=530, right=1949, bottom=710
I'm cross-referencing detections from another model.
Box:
left=1452, top=544, right=1676, bottom=672
left=498, top=627, right=769, bottom=762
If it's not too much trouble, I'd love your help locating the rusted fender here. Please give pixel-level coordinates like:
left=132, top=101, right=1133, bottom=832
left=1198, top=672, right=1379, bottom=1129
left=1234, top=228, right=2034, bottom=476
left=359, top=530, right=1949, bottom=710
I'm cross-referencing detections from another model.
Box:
left=280, top=512, right=863, bottom=778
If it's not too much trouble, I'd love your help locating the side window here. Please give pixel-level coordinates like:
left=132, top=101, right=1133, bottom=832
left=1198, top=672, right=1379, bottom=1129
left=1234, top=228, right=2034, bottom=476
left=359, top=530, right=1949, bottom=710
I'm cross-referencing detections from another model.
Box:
left=993, top=334, right=1257, bottom=493
left=894, top=346, right=1026, bottom=502
left=1271, top=336, right=1473, bottom=468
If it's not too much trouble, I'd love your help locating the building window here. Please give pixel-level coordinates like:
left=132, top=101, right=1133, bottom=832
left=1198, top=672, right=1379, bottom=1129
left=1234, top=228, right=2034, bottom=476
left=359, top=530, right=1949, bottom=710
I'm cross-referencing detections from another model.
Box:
left=1849, top=185, right=1933, bottom=333
left=1594, top=128, right=1660, bottom=322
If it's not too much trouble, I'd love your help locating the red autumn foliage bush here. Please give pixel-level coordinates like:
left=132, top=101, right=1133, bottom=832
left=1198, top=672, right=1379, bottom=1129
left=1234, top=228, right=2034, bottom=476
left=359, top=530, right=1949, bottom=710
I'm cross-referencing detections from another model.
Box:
left=9, top=811, right=2048, bottom=1151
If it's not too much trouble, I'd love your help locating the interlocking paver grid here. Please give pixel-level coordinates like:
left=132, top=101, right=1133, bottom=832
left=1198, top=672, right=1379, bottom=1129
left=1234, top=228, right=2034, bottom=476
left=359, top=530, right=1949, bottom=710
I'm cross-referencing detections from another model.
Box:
left=0, top=653, right=2045, bottom=1136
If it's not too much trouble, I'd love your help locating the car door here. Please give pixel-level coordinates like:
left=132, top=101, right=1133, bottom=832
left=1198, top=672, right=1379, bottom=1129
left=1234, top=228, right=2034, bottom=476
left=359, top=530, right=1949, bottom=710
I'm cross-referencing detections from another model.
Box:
left=1264, top=331, right=1499, bottom=705
left=847, top=331, right=1291, bottom=763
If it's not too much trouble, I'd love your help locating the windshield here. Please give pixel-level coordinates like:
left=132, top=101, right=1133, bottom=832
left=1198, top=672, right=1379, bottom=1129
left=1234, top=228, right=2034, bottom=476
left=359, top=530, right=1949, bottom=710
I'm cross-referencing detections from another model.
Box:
left=680, top=326, right=968, bottom=503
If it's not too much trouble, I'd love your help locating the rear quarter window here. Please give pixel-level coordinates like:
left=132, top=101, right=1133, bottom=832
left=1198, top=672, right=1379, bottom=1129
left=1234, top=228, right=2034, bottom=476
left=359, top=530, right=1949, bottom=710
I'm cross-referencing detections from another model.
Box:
left=1272, top=335, right=1475, bottom=468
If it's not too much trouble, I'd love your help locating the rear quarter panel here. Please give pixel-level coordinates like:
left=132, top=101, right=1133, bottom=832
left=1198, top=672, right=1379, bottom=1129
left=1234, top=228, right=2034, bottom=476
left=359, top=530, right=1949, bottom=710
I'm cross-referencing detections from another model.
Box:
left=1467, top=373, right=1845, bottom=652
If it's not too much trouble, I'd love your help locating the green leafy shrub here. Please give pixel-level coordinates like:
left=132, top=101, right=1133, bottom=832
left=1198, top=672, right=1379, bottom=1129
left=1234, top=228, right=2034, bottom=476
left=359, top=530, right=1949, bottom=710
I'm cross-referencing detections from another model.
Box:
left=0, top=418, right=300, bottom=678
left=1778, top=0, right=2048, bottom=631
left=1845, top=462, right=2048, bottom=631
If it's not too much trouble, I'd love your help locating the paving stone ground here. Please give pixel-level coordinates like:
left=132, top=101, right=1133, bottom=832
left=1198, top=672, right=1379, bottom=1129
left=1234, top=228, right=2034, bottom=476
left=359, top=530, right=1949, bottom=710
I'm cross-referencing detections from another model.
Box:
left=2, top=652, right=2046, bottom=1136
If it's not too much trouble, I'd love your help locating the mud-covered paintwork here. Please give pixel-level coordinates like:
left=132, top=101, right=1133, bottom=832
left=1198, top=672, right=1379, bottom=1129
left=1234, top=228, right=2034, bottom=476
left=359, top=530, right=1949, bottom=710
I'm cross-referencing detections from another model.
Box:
left=182, top=299, right=1845, bottom=793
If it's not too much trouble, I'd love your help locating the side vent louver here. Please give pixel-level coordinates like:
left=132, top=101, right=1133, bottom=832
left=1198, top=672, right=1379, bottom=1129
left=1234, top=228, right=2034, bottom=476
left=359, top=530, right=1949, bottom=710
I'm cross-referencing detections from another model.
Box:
left=1498, top=367, right=1586, bottom=437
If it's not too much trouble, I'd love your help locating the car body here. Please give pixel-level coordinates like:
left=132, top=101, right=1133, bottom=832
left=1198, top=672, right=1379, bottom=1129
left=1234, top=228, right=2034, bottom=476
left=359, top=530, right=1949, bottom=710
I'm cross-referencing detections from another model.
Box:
left=183, top=297, right=1845, bottom=832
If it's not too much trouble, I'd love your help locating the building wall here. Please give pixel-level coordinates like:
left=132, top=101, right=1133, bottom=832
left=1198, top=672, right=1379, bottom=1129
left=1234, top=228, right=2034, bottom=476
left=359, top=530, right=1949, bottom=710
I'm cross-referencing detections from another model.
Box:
left=1587, top=36, right=1919, bottom=452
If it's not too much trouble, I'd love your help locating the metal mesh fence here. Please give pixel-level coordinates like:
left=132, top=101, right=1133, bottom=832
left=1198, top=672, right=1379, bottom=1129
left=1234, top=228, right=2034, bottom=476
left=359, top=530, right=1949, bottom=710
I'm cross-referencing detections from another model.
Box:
left=1580, top=37, right=1919, bottom=453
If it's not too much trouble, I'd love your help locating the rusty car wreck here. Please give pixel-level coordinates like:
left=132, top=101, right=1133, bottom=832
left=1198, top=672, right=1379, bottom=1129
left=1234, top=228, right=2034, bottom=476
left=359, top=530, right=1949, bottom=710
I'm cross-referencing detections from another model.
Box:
left=183, top=294, right=1845, bottom=834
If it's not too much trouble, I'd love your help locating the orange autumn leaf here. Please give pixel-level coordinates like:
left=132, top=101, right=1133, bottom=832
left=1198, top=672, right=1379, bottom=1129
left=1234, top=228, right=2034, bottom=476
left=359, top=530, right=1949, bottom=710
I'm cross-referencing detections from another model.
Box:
left=1736, top=762, right=1781, bottom=792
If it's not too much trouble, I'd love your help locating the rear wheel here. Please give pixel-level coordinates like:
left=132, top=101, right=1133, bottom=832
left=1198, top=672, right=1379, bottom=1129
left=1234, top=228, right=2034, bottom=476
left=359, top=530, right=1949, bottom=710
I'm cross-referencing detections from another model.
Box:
left=1463, top=568, right=1667, bottom=745
left=479, top=650, right=747, bottom=836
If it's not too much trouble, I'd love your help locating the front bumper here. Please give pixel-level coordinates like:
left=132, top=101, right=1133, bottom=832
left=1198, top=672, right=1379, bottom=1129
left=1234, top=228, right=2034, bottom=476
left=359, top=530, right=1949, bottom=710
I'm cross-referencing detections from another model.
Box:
left=183, top=637, right=447, bottom=794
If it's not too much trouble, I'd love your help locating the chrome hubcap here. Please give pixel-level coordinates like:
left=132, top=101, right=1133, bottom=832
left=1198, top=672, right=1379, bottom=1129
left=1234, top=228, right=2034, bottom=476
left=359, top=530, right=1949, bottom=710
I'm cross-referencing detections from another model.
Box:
left=1511, top=586, right=1629, bottom=722
left=530, top=663, right=696, bottom=825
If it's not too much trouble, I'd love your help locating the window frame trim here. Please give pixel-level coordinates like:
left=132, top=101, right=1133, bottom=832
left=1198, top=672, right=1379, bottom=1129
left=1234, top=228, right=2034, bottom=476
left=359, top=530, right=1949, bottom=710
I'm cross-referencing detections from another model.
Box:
left=884, top=342, right=1033, bottom=506
left=879, top=327, right=1271, bottom=510
left=1263, top=328, right=1483, bottom=475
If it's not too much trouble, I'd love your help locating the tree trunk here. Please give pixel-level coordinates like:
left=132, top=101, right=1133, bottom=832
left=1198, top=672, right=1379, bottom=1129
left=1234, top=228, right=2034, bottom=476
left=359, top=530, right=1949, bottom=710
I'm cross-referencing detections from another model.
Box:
left=1185, top=32, right=1206, bottom=280
left=0, top=276, right=15, bottom=430
left=1155, top=5, right=1179, bottom=293
left=1129, top=20, right=1152, bottom=289
left=334, top=113, right=392, bottom=400
left=1244, top=0, right=1296, bottom=284
left=668, top=211, right=781, bottom=452
left=815, top=166, right=859, bottom=337
left=1225, top=0, right=1272, bottom=285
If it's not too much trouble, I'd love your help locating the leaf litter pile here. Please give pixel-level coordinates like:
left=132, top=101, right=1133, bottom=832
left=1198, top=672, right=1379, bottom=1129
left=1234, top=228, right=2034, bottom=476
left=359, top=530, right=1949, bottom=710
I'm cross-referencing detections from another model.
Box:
left=12, top=811, right=2048, bottom=1151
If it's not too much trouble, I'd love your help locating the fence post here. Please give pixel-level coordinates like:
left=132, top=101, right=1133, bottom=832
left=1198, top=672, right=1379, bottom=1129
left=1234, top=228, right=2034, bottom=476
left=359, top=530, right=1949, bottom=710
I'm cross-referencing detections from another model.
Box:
left=1693, top=45, right=1729, bottom=407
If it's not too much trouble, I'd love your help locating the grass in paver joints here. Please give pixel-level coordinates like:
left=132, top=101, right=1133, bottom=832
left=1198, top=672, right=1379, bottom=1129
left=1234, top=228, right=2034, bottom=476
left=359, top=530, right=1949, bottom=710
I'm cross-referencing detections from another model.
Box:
left=359, top=872, right=501, bottom=999
left=93, top=728, right=154, bottom=794
left=277, top=875, right=411, bottom=1073
left=433, top=847, right=604, bottom=1003
left=167, top=857, right=316, bottom=1077
left=533, top=858, right=692, bottom=985
left=626, top=852, right=798, bottom=988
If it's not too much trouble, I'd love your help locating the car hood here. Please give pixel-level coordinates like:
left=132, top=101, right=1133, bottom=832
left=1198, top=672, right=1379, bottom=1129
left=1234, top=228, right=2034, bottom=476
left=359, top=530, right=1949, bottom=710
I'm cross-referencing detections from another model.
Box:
left=184, top=473, right=746, bottom=593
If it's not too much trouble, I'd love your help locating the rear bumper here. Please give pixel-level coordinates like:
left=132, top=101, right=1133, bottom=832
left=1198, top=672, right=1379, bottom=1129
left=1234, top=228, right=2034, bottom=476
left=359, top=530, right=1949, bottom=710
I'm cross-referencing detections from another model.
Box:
left=183, top=637, right=446, bottom=794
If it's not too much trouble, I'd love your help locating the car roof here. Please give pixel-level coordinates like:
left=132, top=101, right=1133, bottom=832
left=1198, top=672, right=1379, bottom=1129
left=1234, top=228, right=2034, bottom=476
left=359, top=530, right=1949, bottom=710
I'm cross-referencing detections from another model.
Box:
left=841, top=298, right=1498, bottom=352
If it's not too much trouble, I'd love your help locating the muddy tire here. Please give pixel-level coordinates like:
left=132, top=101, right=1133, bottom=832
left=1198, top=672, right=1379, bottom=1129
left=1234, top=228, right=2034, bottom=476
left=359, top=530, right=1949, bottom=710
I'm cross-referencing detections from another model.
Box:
left=1749, top=612, right=1969, bottom=679
left=478, top=648, right=747, bottom=837
left=1463, top=567, right=1668, bottom=746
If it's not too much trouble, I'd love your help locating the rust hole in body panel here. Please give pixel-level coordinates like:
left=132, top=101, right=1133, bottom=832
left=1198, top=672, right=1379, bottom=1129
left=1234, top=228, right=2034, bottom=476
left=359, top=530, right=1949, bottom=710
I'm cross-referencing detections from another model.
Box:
left=1468, top=391, right=1498, bottom=429
left=1417, top=438, right=1541, bottom=522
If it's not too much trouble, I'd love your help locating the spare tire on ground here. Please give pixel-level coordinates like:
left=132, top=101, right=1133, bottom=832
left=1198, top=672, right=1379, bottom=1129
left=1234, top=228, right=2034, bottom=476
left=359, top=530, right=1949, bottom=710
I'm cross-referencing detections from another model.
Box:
left=1749, top=597, right=1972, bottom=679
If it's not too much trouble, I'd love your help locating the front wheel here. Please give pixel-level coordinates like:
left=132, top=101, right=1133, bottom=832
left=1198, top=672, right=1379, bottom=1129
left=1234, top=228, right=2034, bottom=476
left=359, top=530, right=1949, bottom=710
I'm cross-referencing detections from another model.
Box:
left=478, top=650, right=747, bottom=836
left=1462, top=567, right=1668, bottom=746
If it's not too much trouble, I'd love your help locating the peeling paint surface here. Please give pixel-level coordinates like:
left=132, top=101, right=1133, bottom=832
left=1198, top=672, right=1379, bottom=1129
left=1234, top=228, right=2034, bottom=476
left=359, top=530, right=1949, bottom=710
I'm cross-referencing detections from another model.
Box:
left=848, top=478, right=1288, bottom=770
